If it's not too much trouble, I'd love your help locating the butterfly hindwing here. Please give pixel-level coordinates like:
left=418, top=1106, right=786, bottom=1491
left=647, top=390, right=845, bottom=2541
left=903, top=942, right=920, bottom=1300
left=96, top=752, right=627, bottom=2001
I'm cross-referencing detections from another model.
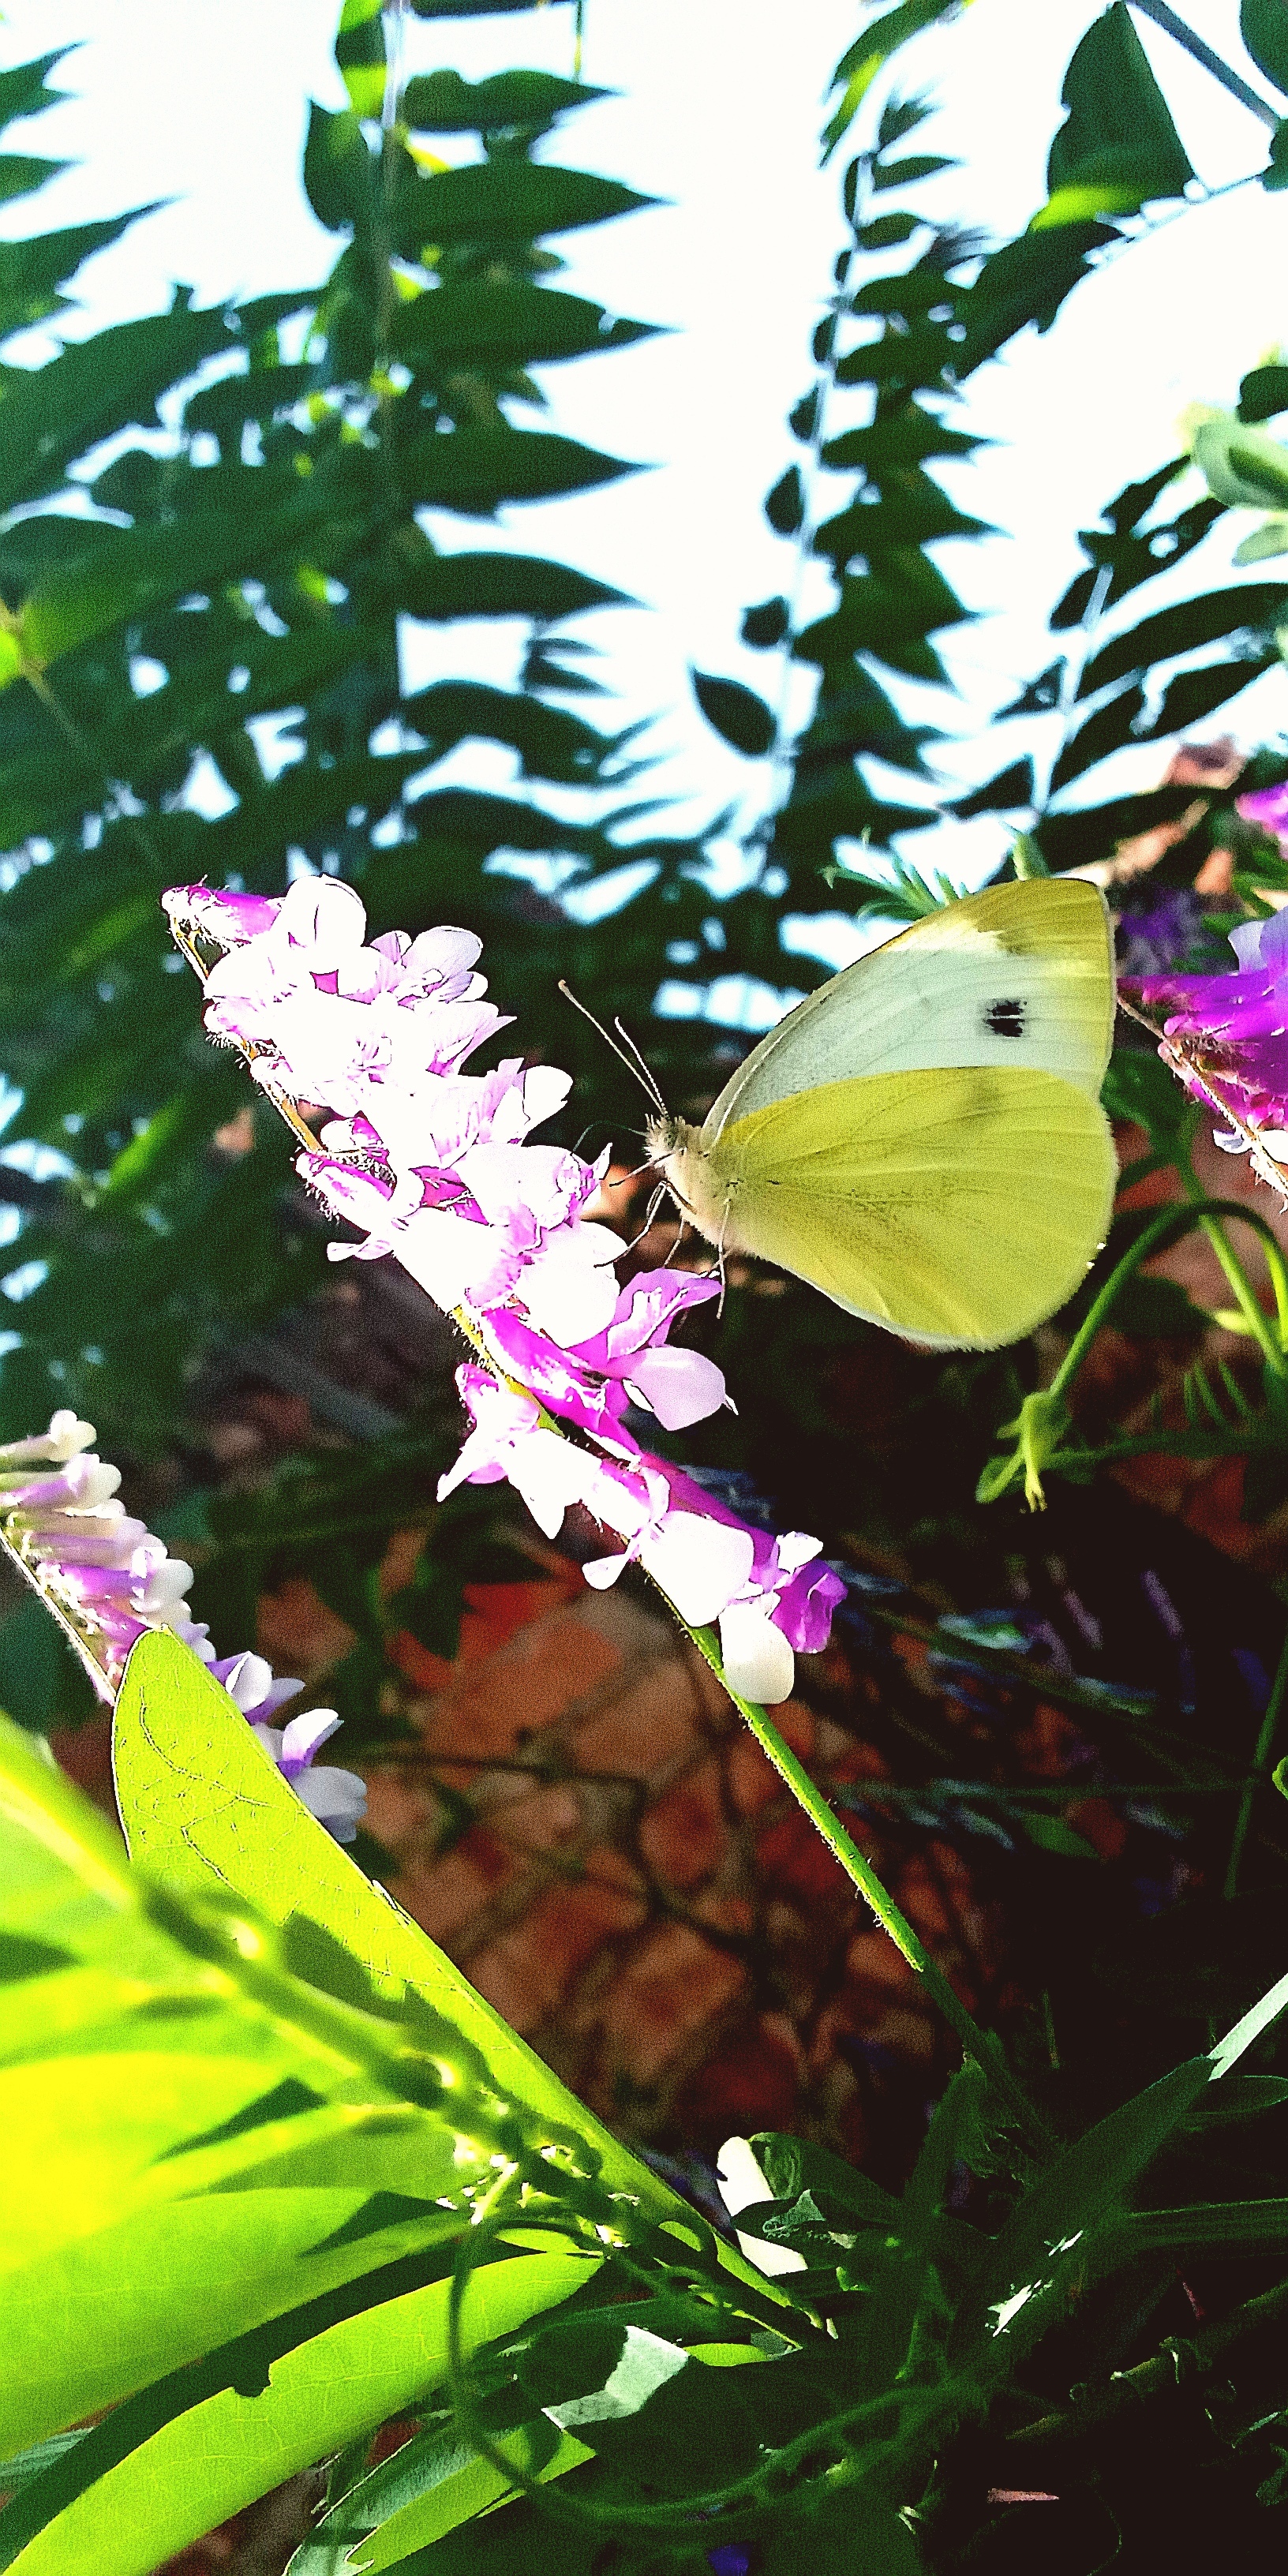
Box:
left=704, top=878, right=1114, bottom=1140
left=706, top=1065, right=1116, bottom=1347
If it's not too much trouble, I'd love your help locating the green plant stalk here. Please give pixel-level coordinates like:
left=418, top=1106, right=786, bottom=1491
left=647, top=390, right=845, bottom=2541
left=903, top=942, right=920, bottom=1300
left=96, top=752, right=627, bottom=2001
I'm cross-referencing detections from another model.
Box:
left=1174, top=1118, right=1288, bottom=1372
left=1049, top=1196, right=1288, bottom=1413
left=1223, top=1618, right=1288, bottom=1902
left=172, top=934, right=1053, bottom=2165
left=680, top=1615, right=1052, bottom=2155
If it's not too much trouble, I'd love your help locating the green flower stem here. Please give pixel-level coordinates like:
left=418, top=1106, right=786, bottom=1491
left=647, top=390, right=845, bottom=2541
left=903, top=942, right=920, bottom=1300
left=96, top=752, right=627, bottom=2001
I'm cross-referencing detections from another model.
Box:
left=680, top=1614, right=1053, bottom=2156
left=1175, top=1129, right=1288, bottom=1373
left=1223, top=1618, right=1288, bottom=1903
left=186, top=978, right=1053, bottom=2163
left=1048, top=1198, right=1288, bottom=1413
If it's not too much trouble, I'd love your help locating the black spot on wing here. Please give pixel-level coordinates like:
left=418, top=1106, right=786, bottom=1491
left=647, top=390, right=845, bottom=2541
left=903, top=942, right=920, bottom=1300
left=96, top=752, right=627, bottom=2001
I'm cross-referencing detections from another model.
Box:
left=986, top=998, right=1025, bottom=1039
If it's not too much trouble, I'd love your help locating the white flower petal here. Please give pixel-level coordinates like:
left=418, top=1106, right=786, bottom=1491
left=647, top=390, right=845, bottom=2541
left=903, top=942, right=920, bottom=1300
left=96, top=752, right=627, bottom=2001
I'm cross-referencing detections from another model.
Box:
left=640, top=1515, right=755, bottom=1628
left=717, top=1601, right=796, bottom=1705
left=625, top=1346, right=726, bottom=1431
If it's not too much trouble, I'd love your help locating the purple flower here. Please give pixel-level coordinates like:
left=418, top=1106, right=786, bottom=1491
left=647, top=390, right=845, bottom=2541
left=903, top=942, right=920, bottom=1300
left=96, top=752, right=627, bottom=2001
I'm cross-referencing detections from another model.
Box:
left=164, top=880, right=847, bottom=1702
left=1237, top=780, right=1288, bottom=848
left=0, top=1413, right=366, bottom=1841
left=1122, top=902, right=1288, bottom=1154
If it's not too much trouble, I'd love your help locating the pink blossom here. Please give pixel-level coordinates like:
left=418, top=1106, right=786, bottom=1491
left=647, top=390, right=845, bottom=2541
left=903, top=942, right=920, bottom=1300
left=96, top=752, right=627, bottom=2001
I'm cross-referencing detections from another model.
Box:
left=166, top=883, right=848, bottom=1704
left=1237, top=781, right=1288, bottom=849
left=0, top=1413, right=366, bottom=1838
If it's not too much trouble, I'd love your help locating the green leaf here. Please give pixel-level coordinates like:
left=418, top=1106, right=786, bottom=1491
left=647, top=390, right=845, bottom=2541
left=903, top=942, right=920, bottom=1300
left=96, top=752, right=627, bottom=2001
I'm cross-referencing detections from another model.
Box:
left=822, top=1, right=975, bottom=159
left=1044, top=2, right=1193, bottom=216
left=4, top=2252, right=597, bottom=2576
left=303, top=101, right=375, bottom=234
left=765, top=464, right=804, bottom=534
left=1243, top=0, right=1288, bottom=95
left=0, top=211, right=160, bottom=339
left=402, top=69, right=608, bottom=133
left=1260, top=115, right=1288, bottom=185
left=335, top=0, right=386, bottom=122
left=18, top=504, right=330, bottom=668
left=0, top=297, right=309, bottom=515
left=954, top=2057, right=1211, bottom=2369
left=400, top=427, right=638, bottom=514
left=394, top=283, right=657, bottom=371
left=0, top=52, right=76, bottom=133
left=691, top=668, right=776, bottom=758
left=415, top=160, right=657, bottom=244
left=396, top=550, right=631, bottom=620
left=1239, top=360, right=1288, bottom=422
left=1048, top=682, right=1145, bottom=794
left=1192, top=411, right=1288, bottom=510
left=289, top=2416, right=592, bottom=2572
left=111, top=1631, right=685, bottom=2216
left=1079, top=582, right=1288, bottom=695
left=0, top=155, right=65, bottom=211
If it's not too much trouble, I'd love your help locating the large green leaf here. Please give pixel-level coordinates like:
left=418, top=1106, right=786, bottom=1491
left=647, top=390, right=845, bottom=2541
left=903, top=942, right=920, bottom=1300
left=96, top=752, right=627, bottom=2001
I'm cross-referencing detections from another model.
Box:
left=3, top=2252, right=597, bottom=2576
left=394, top=283, right=657, bottom=371
left=396, top=550, right=631, bottom=619
left=1243, top=0, right=1288, bottom=95
left=1043, top=1, right=1193, bottom=221
left=0, top=296, right=311, bottom=515
left=402, top=69, right=608, bottom=133
left=1079, top=581, right=1288, bottom=693
left=822, top=1, right=975, bottom=158
left=415, top=159, right=656, bottom=243
left=400, top=427, right=639, bottom=513
left=111, top=1631, right=684, bottom=2215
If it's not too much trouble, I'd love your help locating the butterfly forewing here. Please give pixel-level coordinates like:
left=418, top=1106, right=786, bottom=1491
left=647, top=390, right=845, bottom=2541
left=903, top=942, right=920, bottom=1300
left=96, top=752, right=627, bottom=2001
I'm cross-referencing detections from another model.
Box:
left=702, top=878, right=1114, bottom=1142
left=707, top=1065, right=1117, bottom=1348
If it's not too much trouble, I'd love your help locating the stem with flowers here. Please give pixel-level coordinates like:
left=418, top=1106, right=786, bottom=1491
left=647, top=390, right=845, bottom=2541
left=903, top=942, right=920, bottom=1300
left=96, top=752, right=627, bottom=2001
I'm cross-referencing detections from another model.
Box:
left=162, top=875, right=1052, bottom=2158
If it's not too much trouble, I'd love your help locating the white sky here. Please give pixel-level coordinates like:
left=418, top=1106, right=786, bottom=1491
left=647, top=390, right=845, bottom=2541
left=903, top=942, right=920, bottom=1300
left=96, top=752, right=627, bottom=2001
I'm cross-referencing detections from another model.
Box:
left=2, top=0, right=1288, bottom=981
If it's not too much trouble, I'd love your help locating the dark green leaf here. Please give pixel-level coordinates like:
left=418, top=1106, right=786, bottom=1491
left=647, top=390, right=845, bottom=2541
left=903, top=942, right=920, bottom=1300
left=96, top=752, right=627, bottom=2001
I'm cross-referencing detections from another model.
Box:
left=397, top=550, right=631, bottom=620
left=691, top=668, right=775, bottom=758
left=1049, top=682, right=1145, bottom=793
left=302, top=100, right=374, bottom=234
left=822, top=408, right=984, bottom=473
left=393, top=283, right=656, bottom=371
left=0, top=51, right=76, bottom=133
left=0, top=211, right=161, bottom=339
left=182, top=362, right=315, bottom=440
left=1239, top=361, right=1288, bottom=421
left=402, top=69, right=608, bottom=132
left=409, top=0, right=574, bottom=13
left=1260, top=116, right=1288, bottom=186
left=415, top=160, right=656, bottom=244
left=400, top=426, right=638, bottom=513
left=959, top=223, right=1113, bottom=369
left=1243, top=0, right=1288, bottom=95
left=0, top=298, right=309, bottom=515
left=822, top=0, right=964, bottom=158
left=1045, top=1, right=1193, bottom=215
left=0, top=155, right=66, bottom=209
left=741, top=594, right=789, bottom=648
left=1079, top=583, right=1288, bottom=694
left=765, top=464, right=804, bottom=534
left=949, top=758, right=1035, bottom=818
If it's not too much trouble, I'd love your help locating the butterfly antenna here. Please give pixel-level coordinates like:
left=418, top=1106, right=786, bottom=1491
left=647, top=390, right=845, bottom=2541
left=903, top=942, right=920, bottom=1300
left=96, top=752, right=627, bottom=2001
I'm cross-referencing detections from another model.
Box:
left=612, top=1013, right=667, bottom=1117
left=559, top=981, right=668, bottom=1116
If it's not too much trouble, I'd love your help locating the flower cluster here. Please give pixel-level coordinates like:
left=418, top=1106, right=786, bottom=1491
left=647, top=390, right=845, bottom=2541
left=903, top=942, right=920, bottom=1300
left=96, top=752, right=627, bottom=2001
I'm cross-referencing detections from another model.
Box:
left=1121, top=902, right=1288, bottom=1163
left=0, top=1410, right=366, bottom=1840
left=165, top=878, right=844, bottom=1702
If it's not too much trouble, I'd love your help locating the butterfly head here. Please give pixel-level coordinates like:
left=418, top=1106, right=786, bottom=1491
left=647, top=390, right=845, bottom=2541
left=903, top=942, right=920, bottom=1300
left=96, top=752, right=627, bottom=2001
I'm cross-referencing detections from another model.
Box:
left=644, top=1113, right=706, bottom=1222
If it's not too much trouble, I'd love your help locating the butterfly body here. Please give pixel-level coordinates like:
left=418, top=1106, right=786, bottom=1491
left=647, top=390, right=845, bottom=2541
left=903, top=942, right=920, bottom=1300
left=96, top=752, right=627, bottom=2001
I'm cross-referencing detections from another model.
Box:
left=646, top=878, right=1118, bottom=1350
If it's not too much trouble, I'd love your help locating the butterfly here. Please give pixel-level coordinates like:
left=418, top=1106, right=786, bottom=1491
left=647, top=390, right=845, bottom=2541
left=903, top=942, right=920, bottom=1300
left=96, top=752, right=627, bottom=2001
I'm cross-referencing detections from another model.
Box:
left=643, top=878, right=1118, bottom=1350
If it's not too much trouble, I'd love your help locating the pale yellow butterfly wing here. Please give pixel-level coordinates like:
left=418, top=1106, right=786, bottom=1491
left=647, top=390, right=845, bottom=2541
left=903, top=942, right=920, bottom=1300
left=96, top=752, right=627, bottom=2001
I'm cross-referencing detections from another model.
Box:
left=703, top=878, right=1114, bottom=1140
left=702, top=1064, right=1116, bottom=1348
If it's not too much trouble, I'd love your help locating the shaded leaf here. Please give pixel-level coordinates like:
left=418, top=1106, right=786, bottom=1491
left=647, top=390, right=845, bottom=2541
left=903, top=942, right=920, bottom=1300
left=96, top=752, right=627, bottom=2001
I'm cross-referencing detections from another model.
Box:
left=1079, top=582, right=1288, bottom=695
left=691, top=668, right=775, bottom=758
